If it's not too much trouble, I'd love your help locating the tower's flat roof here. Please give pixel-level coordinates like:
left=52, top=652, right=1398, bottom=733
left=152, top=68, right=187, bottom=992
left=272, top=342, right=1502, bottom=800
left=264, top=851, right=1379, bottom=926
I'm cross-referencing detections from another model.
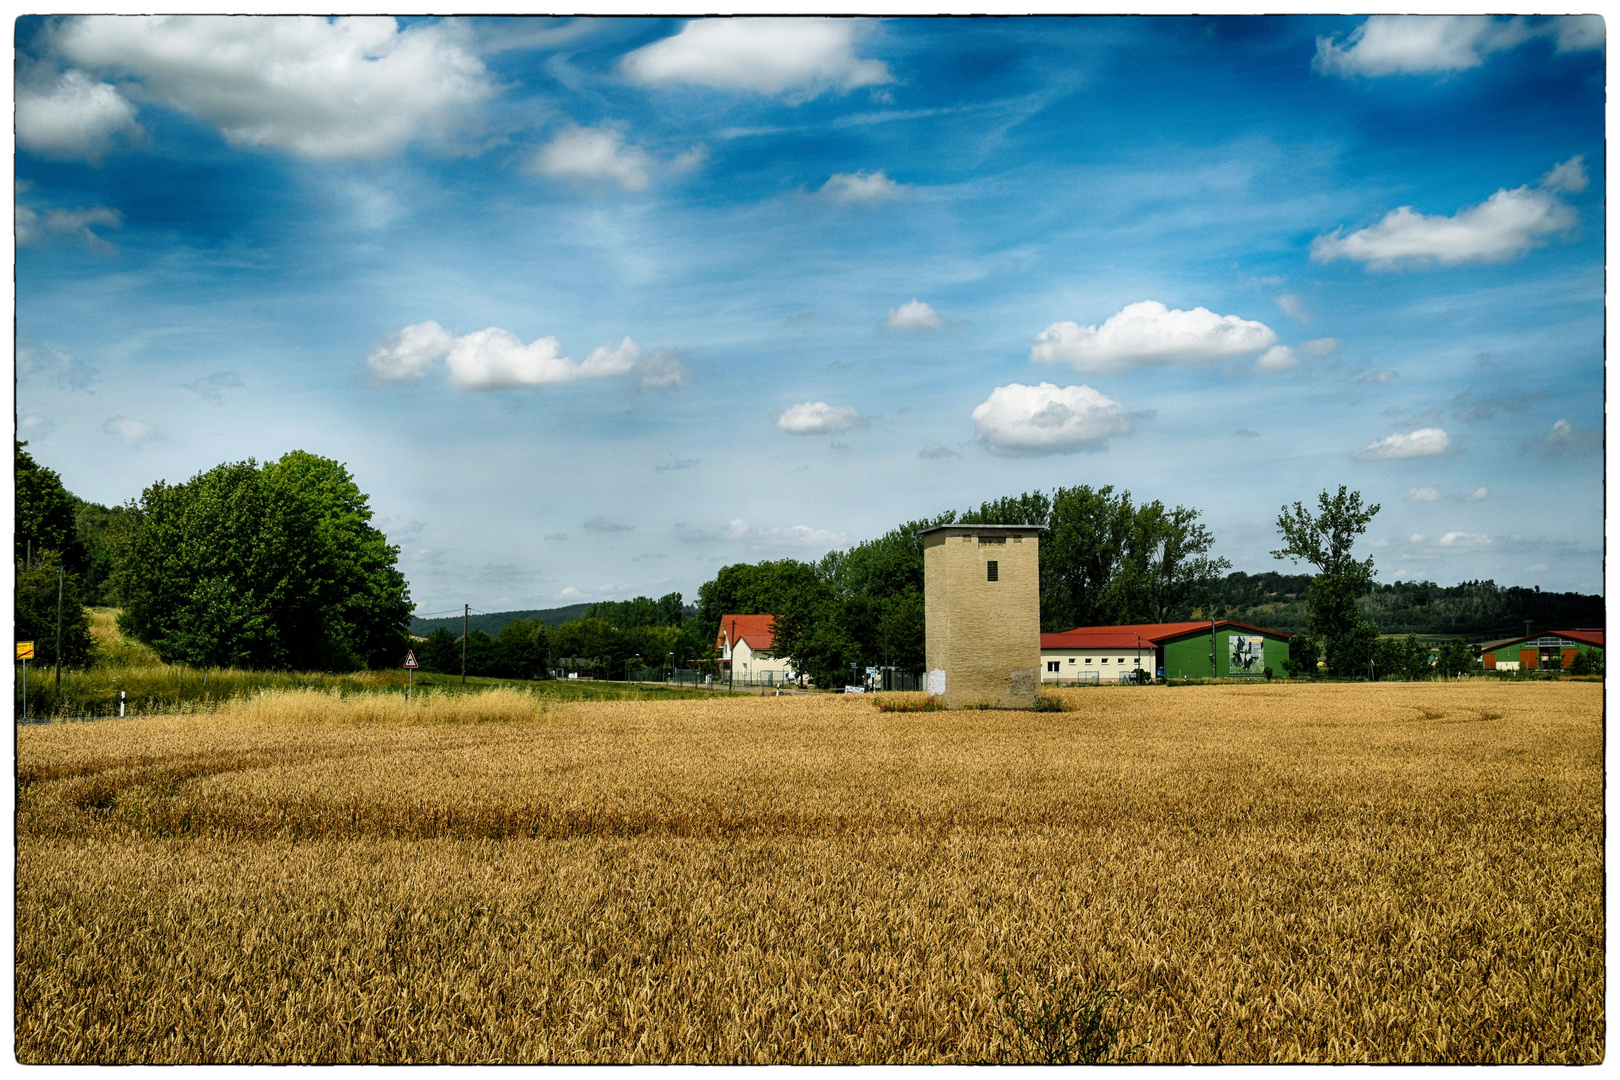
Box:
left=919, top=523, right=1040, bottom=536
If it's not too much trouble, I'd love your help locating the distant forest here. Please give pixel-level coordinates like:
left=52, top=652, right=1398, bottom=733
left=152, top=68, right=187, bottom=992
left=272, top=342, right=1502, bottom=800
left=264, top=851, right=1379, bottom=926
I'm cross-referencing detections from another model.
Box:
left=1183, top=572, right=1603, bottom=640
left=411, top=598, right=697, bottom=638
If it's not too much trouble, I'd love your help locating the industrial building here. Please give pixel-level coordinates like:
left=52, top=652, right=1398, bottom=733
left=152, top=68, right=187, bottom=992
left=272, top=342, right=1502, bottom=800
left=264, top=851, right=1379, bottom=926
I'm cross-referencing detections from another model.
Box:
left=922, top=523, right=1042, bottom=708
left=1478, top=629, right=1603, bottom=671
left=1040, top=621, right=1293, bottom=682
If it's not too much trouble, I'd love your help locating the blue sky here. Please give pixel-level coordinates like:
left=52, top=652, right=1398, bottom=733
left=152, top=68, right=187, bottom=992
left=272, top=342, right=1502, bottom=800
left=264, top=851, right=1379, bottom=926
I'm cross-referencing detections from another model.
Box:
left=14, top=15, right=1606, bottom=611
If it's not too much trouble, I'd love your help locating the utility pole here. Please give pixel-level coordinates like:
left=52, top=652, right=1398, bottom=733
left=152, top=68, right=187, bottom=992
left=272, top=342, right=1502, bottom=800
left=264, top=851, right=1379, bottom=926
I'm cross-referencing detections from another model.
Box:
left=462, top=604, right=469, bottom=690
left=54, top=565, right=64, bottom=689
left=729, top=618, right=736, bottom=695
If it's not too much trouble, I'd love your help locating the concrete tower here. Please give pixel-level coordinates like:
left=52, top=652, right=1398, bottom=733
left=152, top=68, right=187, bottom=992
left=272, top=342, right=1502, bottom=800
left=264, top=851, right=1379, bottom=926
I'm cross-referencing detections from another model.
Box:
left=922, top=523, right=1041, bottom=708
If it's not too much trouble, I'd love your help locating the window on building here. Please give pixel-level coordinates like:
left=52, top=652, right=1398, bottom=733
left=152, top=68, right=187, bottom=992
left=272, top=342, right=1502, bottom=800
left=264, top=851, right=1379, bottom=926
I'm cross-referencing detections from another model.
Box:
left=1067, top=657, right=1076, bottom=665
left=1085, top=657, right=1092, bottom=665
left=987, top=561, right=998, bottom=581
left=1047, top=661, right=1060, bottom=673
left=1118, top=658, right=1126, bottom=664
left=1101, top=657, right=1109, bottom=663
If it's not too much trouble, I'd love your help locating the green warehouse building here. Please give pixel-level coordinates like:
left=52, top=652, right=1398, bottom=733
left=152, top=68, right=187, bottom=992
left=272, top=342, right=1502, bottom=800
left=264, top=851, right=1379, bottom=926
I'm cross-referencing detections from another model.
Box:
left=1478, top=629, right=1603, bottom=671
left=1040, top=620, right=1293, bottom=683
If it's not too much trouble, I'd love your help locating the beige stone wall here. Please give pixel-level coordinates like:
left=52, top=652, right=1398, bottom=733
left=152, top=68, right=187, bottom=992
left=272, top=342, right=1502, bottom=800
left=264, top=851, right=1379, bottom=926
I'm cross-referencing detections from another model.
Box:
left=924, top=527, right=1041, bottom=708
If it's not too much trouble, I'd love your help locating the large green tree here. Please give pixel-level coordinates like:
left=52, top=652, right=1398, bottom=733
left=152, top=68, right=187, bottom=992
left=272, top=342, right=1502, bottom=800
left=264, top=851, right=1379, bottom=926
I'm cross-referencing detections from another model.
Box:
left=15, top=551, right=94, bottom=670
left=113, top=451, right=411, bottom=670
left=1271, top=486, right=1381, bottom=676
left=15, top=442, right=85, bottom=573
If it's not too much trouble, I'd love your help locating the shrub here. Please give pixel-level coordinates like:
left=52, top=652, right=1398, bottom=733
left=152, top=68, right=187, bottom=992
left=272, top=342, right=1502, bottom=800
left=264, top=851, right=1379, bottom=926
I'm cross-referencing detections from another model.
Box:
left=990, top=969, right=1148, bottom=1064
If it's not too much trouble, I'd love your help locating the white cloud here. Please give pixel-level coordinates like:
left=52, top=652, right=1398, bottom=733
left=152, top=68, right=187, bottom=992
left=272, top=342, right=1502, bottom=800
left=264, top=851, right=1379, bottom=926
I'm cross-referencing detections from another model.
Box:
left=446, top=329, right=644, bottom=391
left=367, top=323, right=671, bottom=392
left=45, top=15, right=493, bottom=161
left=15, top=69, right=142, bottom=161
left=1411, top=484, right=1492, bottom=503
left=669, top=144, right=709, bottom=173
left=1314, top=16, right=1531, bottom=76
left=558, top=586, right=586, bottom=600
left=1468, top=486, right=1490, bottom=500
left=1357, top=369, right=1399, bottom=385
left=103, top=415, right=158, bottom=445
left=15, top=203, right=121, bottom=251
left=1408, top=486, right=1441, bottom=502
left=918, top=443, right=959, bottom=459
left=182, top=370, right=245, bottom=402
left=1438, top=531, right=1491, bottom=548
left=637, top=349, right=691, bottom=389
left=529, top=126, right=653, bottom=192
left=18, top=342, right=100, bottom=390
left=1409, top=534, right=1426, bottom=545
left=1301, top=337, right=1340, bottom=357
left=620, top=17, right=892, bottom=98
left=583, top=516, right=633, bottom=533
left=19, top=414, right=55, bottom=439
left=1314, top=16, right=1602, bottom=77
left=1523, top=418, right=1601, bottom=458
left=821, top=170, right=904, bottom=204
left=775, top=401, right=864, bottom=434
left=1354, top=427, right=1452, bottom=460
left=366, top=320, right=454, bottom=383
left=1274, top=294, right=1310, bottom=322
left=971, top=382, right=1133, bottom=456
left=716, top=518, right=848, bottom=550
left=1541, top=155, right=1589, bottom=193
left=1254, top=346, right=1299, bottom=373
left=1311, top=160, right=1583, bottom=270
left=1030, top=300, right=1277, bottom=373
left=886, top=300, right=944, bottom=332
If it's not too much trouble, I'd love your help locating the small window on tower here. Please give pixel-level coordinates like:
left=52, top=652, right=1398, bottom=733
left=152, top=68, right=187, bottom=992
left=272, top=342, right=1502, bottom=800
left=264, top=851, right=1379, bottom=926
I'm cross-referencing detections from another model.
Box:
left=987, top=561, right=998, bottom=581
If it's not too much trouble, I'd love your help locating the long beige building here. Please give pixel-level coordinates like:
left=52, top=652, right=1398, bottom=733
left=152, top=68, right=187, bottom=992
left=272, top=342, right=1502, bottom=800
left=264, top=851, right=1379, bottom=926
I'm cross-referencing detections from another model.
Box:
left=922, top=523, right=1041, bottom=708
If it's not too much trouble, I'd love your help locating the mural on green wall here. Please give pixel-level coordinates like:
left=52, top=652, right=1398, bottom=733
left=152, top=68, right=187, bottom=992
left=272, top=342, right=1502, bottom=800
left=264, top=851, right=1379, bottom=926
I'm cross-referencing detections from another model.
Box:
left=1229, top=635, right=1264, bottom=674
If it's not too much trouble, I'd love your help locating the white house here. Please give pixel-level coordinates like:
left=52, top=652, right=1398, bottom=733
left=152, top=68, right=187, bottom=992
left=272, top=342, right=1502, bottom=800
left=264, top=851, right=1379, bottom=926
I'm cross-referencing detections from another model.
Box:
left=717, top=614, right=797, bottom=685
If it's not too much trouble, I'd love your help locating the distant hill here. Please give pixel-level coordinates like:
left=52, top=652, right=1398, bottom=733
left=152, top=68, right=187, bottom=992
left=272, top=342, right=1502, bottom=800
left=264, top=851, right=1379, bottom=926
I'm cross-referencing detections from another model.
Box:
left=411, top=604, right=593, bottom=637
left=1173, top=572, right=1603, bottom=640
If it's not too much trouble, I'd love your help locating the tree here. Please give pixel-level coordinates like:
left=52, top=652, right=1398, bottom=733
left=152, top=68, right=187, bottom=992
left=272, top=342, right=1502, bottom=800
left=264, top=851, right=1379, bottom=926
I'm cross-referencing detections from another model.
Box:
left=1134, top=502, right=1232, bottom=623
left=1272, top=486, right=1381, bottom=676
left=1373, top=634, right=1431, bottom=681
left=1435, top=638, right=1475, bottom=678
left=15, top=442, right=85, bottom=573
left=494, top=618, right=550, bottom=679
left=419, top=627, right=461, bottom=674
left=113, top=452, right=412, bottom=671
left=15, top=552, right=94, bottom=669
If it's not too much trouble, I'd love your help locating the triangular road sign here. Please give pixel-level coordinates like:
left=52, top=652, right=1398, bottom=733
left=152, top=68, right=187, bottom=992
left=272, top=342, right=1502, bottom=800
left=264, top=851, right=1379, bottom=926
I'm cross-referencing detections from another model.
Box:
left=404, top=650, right=418, bottom=669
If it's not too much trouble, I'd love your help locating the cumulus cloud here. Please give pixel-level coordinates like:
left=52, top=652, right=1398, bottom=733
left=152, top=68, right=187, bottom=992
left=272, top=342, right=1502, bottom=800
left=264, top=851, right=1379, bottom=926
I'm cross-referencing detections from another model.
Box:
left=1311, top=159, right=1584, bottom=270
left=365, top=320, right=454, bottom=383
left=918, top=443, right=959, bottom=459
left=1314, top=15, right=1601, bottom=77
left=821, top=170, right=904, bottom=204
left=1437, top=531, right=1491, bottom=548
left=1356, top=369, right=1399, bottom=386
left=1412, top=484, right=1491, bottom=502
left=1301, top=337, right=1340, bottom=357
left=620, top=18, right=892, bottom=98
left=18, top=342, right=100, bottom=390
left=42, top=15, right=493, bottom=161
left=775, top=401, right=864, bottom=434
left=1522, top=418, right=1601, bottom=458
left=971, top=382, right=1134, bottom=456
left=583, top=516, right=633, bottom=533
left=15, top=202, right=122, bottom=251
left=1254, top=346, right=1299, bottom=373
left=1031, top=300, right=1277, bottom=374
left=1409, top=486, right=1441, bottom=502
left=103, top=415, right=158, bottom=445
left=1354, top=427, right=1452, bottom=460
left=529, top=125, right=653, bottom=192
left=886, top=300, right=944, bottom=332
left=15, top=69, right=142, bottom=161
left=182, top=370, right=244, bottom=402
left=1469, top=487, right=1490, bottom=500
left=1274, top=294, right=1310, bottom=322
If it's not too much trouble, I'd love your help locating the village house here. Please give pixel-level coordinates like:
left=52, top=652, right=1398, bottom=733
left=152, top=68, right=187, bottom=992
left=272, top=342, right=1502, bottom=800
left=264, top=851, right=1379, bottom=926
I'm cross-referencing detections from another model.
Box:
left=716, top=614, right=797, bottom=686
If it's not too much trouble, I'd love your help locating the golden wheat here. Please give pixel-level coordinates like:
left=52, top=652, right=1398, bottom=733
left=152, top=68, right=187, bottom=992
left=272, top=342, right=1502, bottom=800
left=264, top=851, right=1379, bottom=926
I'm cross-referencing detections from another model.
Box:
left=16, top=681, right=1603, bottom=1063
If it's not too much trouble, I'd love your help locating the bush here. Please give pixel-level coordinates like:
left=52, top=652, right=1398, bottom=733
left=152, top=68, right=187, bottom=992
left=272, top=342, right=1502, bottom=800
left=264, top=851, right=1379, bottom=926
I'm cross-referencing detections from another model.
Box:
left=989, top=969, right=1148, bottom=1064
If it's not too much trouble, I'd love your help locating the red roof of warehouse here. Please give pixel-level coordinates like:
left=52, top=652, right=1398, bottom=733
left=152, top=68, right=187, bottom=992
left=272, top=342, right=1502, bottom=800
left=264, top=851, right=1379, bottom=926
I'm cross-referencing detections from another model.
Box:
left=1482, top=628, right=1604, bottom=651
left=1040, top=620, right=1291, bottom=650
left=717, top=613, right=777, bottom=652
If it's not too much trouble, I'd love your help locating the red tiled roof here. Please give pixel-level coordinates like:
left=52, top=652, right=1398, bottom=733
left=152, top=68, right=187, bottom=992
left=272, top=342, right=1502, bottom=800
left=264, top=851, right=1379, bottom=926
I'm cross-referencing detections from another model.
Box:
left=1042, top=620, right=1292, bottom=649
left=718, top=614, right=776, bottom=653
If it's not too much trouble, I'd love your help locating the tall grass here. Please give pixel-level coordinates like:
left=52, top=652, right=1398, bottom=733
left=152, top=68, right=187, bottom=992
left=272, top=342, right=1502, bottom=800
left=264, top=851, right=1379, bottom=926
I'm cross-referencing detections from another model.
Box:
left=16, top=681, right=1603, bottom=1063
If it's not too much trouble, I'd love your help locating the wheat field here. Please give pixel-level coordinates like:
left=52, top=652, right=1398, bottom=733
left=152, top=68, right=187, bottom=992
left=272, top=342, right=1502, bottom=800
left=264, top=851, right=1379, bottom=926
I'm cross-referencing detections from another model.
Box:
left=15, top=681, right=1603, bottom=1063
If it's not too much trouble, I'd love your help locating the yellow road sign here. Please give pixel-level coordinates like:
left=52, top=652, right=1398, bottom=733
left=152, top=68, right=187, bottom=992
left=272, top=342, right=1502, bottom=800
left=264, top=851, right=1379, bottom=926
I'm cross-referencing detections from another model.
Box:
left=16, top=641, right=35, bottom=660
